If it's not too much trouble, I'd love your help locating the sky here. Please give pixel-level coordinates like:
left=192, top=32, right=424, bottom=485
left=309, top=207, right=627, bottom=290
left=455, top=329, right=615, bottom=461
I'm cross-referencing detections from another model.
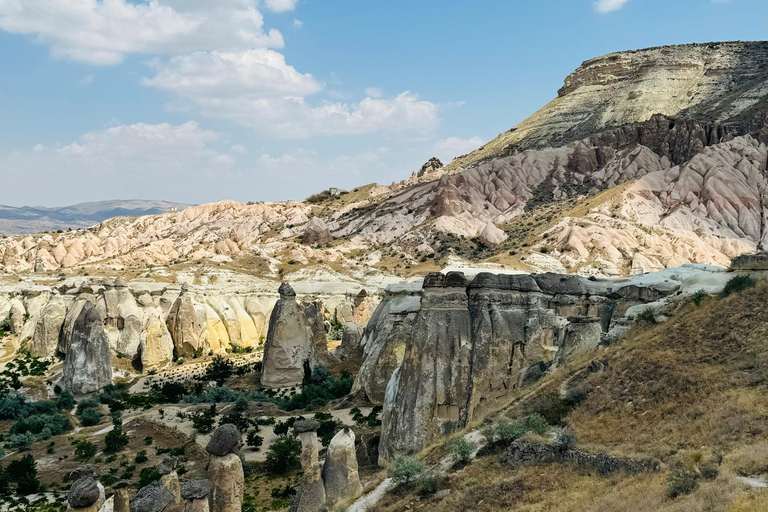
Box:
left=0, top=0, right=764, bottom=207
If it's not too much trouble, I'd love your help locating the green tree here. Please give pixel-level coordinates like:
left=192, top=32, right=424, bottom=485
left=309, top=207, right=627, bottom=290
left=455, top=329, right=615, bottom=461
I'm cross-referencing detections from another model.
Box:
left=8, top=454, right=40, bottom=495
left=205, top=356, right=234, bottom=386
left=75, top=440, right=98, bottom=461
left=265, top=436, right=301, bottom=475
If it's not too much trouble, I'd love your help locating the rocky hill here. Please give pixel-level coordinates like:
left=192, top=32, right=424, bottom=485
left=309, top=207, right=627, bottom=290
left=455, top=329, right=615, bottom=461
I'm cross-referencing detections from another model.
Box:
left=0, top=42, right=765, bottom=281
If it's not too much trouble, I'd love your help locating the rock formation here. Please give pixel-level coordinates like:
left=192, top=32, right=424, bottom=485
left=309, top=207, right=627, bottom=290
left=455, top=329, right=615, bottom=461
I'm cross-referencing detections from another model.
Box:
left=368, top=264, right=742, bottom=462
left=206, top=425, right=244, bottom=512
left=98, top=278, right=142, bottom=357
left=261, top=283, right=317, bottom=388
left=137, top=310, right=174, bottom=372
left=181, top=479, right=211, bottom=512
left=302, top=217, right=333, bottom=246
left=335, top=322, right=363, bottom=359
left=289, top=422, right=364, bottom=511
left=60, top=301, right=113, bottom=395
left=321, top=428, right=363, bottom=506
left=131, top=481, right=174, bottom=512
left=290, top=420, right=326, bottom=512
left=30, top=294, right=69, bottom=357
left=68, top=475, right=103, bottom=512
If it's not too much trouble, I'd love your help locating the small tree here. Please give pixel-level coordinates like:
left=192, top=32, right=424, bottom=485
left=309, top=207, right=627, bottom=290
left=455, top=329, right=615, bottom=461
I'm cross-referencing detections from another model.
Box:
left=8, top=454, right=40, bottom=495
left=446, top=438, right=476, bottom=465
left=104, top=427, right=129, bottom=453
left=75, top=440, right=98, bottom=461
left=265, top=436, right=301, bottom=475
left=205, top=356, right=234, bottom=386
left=246, top=431, right=264, bottom=451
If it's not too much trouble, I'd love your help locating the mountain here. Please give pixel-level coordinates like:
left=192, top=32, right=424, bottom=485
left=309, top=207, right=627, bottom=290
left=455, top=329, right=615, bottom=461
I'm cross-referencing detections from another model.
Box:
left=0, top=200, right=189, bottom=235
left=0, top=41, right=765, bottom=277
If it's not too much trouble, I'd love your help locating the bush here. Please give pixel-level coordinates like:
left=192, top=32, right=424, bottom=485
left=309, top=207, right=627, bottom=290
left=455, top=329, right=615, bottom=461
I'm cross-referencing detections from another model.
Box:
left=205, top=356, right=234, bottom=386
left=265, top=436, right=301, bottom=475
left=691, top=289, right=708, bottom=306
left=76, top=398, right=100, bottom=415
left=56, top=390, right=75, bottom=410
left=134, top=450, right=148, bottom=464
left=525, top=393, right=571, bottom=425
left=246, top=431, right=263, bottom=450
left=104, top=427, right=129, bottom=453
left=389, top=455, right=424, bottom=485
left=637, top=307, right=658, bottom=324
left=720, top=275, right=754, bottom=297
left=80, top=408, right=102, bottom=426
left=521, top=413, right=549, bottom=435
left=138, top=467, right=162, bottom=488
left=10, top=432, right=35, bottom=451
left=667, top=467, right=698, bottom=498
left=446, top=438, right=476, bottom=465
left=495, top=418, right=525, bottom=443
left=190, top=405, right=217, bottom=434
left=74, top=440, right=98, bottom=461
left=416, top=471, right=445, bottom=496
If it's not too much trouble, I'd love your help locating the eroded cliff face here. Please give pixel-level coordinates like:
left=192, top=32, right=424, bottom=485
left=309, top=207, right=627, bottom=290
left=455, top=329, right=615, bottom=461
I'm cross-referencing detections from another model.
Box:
left=369, top=264, right=743, bottom=462
left=448, top=41, right=768, bottom=169
left=0, top=277, right=378, bottom=377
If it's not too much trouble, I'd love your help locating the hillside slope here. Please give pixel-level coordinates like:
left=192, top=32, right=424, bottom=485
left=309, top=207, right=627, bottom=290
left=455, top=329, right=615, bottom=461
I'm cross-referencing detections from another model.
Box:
left=373, top=279, right=768, bottom=512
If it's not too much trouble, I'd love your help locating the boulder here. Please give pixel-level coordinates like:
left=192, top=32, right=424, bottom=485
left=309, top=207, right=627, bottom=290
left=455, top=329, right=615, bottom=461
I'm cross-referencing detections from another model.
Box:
left=261, top=284, right=317, bottom=388
left=131, top=481, right=174, bottom=512
left=301, top=217, right=333, bottom=246
left=208, top=453, right=244, bottom=512
left=180, top=479, right=211, bottom=500
left=68, top=476, right=101, bottom=508
left=206, top=424, right=241, bottom=457
left=61, top=302, right=113, bottom=395
left=321, top=429, right=363, bottom=506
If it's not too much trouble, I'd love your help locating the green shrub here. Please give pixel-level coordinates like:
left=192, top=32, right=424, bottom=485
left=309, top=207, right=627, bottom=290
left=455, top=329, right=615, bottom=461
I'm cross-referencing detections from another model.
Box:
left=389, top=455, right=424, bottom=485
left=667, top=467, right=698, bottom=498
left=720, top=275, right=754, bottom=297
left=495, top=418, right=525, bottom=442
left=691, top=289, right=708, bottom=306
left=246, top=431, right=263, bottom=450
left=265, top=436, right=301, bottom=475
left=80, top=408, right=102, bottom=426
left=637, top=307, right=658, bottom=324
left=205, top=356, right=235, bottom=386
left=521, top=413, right=549, bottom=435
left=525, top=393, right=571, bottom=425
left=446, top=437, right=476, bottom=465
left=138, top=467, right=162, bottom=488
left=74, top=440, right=98, bottom=461
left=8, top=454, right=40, bottom=495
left=416, top=470, right=445, bottom=495
left=134, top=450, right=148, bottom=464
left=104, top=427, right=129, bottom=453
left=10, top=432, right=35, bottom=451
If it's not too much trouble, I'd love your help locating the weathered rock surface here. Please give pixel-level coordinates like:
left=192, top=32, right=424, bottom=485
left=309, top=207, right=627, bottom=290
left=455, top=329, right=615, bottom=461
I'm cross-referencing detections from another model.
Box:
left=61, top=302, right=113, bottom=395
left=206, top=424, right=242, bottom=457
left=30, top=294, right=69, bottom=357
left=302, top=217, right=333, bottom=246
left=131, top=481, right=174, bottom=512
left=321, top=428, right=363, bottom=506
left=181, top=479, right=211, bottom=500
left=68, top=476, right=101, bottom=508
left=207, top=453, right=244, bottom=512
left=373, top=264, right=742, bottom=462
left=98, top=278, right=142, bottom=356
left=261, top=283, right=317, bottom=388
left=137, top=310, right=174, bottom=372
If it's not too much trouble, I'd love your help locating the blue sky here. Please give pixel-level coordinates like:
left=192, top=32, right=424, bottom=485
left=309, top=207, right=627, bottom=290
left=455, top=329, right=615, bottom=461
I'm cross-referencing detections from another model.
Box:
left=0, top=0, right=764, bottom=207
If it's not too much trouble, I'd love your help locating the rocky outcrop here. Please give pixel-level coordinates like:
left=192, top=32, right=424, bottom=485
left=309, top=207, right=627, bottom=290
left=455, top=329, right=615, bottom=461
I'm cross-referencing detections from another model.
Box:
left=505, top=441, right=660, bottom=475
left=352, top=283, right=421, bottom=404
left=335, top=322, right=363, bottom=359
left=137, top=311, right=174, bottom=372
left=131, top=481, right=174, bottom=512
left=321, top=428, right=363, bottom=506
left=60, top=302, right=113, bottom=395
left=206, top=425, right=244, bottom=512
left=373, top=264, right=736, bottom=462
left=290, top=423, right=363, bottom=512
left=98, top=278, right=142, bottom=357
left=30, top=294, right=69, bottom=357
left=478, top=222, right=507, bottom=245
left=302, top=217, right=333, bottom=246
left=261, top=283, right=317, bottom=388
left=181, top=479, right=211, bottom=512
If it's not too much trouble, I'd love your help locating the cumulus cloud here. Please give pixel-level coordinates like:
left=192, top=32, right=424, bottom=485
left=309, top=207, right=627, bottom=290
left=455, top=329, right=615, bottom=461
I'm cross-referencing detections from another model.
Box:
left=145, top=51, right=439, bottom=138
left=264, top=0, right=300, bottom=12
left=431, top=136, right=485, bottom=162
left=0, top=122, right=240, bottom=205
left=0, top=0, right=283, bottom=64
left=594, top=0, right=630, bottom=12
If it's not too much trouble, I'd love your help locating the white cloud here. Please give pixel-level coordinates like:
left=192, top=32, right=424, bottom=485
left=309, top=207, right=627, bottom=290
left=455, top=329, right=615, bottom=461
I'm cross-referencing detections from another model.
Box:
left=145, top=51, right=439, bottom=138
left=431, top=136, right=485, bottom=162
left=292, top=19, right=303, bottom=28
left=0, top=0, right=284, bottom=64
left=594, top=0, right=630, bottom=12
left=264, top=0, right=300, bottom=12
left=144, top=49, right=322, bottom=99
left=0, top=122, right=241, bottom=204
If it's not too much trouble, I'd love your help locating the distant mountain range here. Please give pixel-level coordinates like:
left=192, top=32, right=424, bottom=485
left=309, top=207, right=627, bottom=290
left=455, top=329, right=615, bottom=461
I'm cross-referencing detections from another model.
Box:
left=0, top=200, right=189, bottom=234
